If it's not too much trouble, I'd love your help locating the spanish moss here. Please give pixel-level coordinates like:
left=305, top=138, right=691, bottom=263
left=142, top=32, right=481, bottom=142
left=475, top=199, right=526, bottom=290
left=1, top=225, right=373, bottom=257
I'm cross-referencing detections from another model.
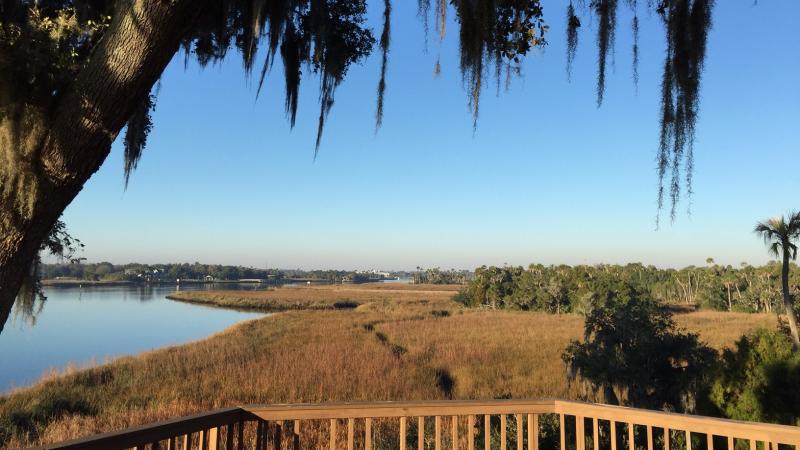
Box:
left=566, top=2, right=580, bottom=81
left=593, top=0, right=619, bottom=107
left=656, top=0, right=713, bottom=223
left=632, top=13, right=639, bottom=90
left=451, top=0, right=547, bottom=128
left=375, top=0, right=391, bottom=131
left=123, top=90, right=156, bottom=188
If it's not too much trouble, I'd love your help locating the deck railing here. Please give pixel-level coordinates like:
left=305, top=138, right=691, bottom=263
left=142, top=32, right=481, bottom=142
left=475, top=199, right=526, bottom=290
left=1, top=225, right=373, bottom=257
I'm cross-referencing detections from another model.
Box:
left=35, top=399, right=800, bottom=450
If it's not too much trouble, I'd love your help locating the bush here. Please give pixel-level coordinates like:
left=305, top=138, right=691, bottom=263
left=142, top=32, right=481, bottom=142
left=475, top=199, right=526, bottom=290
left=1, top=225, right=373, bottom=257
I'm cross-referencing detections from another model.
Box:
left=705, top=328, right=800, bottom=425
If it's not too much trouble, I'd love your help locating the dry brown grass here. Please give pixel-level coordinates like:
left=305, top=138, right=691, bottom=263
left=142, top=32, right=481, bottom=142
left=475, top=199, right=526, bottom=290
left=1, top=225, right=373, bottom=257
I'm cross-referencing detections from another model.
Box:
left=0, top=284, right=778, bottom=448
left=167, top=283, right=460, bottom=312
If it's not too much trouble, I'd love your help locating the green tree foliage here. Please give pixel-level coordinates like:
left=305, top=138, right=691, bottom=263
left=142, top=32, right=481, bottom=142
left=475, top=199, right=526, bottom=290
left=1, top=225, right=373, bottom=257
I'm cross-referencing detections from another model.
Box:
left=456, top=262, right=799, bottom=314
left=706, top=328, right=800, bottom=425
left=562, top=287, right=716, bottom=411
left=412, top=267, right=470, bottom=285
left=754, top=212, right=800, bottom=349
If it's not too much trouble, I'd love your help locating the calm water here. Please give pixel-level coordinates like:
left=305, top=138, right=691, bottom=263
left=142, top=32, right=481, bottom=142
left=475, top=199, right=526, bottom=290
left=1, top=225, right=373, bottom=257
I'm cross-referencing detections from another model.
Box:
left=0, top=284, right=265, bottom=394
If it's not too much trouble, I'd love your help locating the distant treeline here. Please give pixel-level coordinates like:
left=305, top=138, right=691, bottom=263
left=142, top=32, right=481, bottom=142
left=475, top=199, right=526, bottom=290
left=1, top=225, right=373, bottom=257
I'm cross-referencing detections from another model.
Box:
left=40, top=263, right=395, bottom=283
left=456, top=262, right=799, bottom=313
left=412, top=267, right=472, bottom=285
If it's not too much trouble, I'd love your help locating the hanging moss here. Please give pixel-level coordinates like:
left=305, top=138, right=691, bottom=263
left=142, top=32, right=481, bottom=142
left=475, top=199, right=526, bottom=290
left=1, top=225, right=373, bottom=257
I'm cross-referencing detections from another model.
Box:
left=593, top=0, right=619, bottom=107
left=375, top=0, right=391, bottom=131
left=123, top=89, right=157, bottom=188
left=657, top=0, right=713, bottom=222
left=566, top=2, right=580, bottom=81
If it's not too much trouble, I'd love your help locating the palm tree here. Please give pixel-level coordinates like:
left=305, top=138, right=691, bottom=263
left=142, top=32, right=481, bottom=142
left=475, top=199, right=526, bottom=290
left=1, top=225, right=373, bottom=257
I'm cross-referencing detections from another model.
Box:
left=754, top=212, right=800, bottom=350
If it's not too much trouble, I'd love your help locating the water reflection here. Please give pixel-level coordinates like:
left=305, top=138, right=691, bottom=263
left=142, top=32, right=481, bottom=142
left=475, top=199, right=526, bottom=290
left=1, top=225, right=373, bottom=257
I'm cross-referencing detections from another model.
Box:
left=0, top=284, right=264, bottom=393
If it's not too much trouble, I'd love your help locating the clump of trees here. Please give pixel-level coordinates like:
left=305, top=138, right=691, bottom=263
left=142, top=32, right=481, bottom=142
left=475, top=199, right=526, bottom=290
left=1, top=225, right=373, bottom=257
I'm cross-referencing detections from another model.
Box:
left=412, top=267, right=471, bottom=285
left=562, top=286, right=715, bottom=411
left=561, top=285, right=800, bottom=426
left=456, top=262, right=800, bottom=314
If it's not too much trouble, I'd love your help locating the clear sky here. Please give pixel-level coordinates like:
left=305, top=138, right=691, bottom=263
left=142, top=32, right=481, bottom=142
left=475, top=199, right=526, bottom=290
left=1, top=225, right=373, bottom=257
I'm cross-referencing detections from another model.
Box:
left=59, top=0, right=800, bottom=271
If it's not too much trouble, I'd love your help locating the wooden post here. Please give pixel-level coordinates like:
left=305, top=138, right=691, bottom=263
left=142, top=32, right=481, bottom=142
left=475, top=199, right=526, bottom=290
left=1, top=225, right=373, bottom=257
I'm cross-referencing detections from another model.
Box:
left=274, top=421, right=282, bottom=450
left=401, top=417, right=407, bottom=450
left=727, top=437, right=733, bottom=450
left=330, top=419, right=337, bottom=450
left=453, top=416, right=459, bottom=450
left=366, top=418, right=372, bottom=450
left=628, top=424, right=634, bottom=450
left=664, top=429, right=669, bottom=450
left=528, top=414, right=538, bottom=450
left=469, top=415, right=475, bottom=450
left=420, top=417, right=426, bottom=450
left=500, top=415, right=507, bottom=450
left=686, top=431, right=692, bottom=450
left=577, top=416, right=584, bottom=450
left=485, top=415, right=491, bottom=450
left=647, top=426, right=653, bottom=450
left=436, top=416, right=442, bottom=450
left=200, top=429, right=208, bottom=450
left=293, top=420, right=301, bottom=450
left=225, top=423, right=234, bottom=450
left=611, top=422, right=617, bottom=450
left=560, top=415, right=566, bottom=450
left=706, top=434, right=713, bottom=450
left=349, top=418, right=355, bottom=450
left=593, top=419, right=599, bottom=450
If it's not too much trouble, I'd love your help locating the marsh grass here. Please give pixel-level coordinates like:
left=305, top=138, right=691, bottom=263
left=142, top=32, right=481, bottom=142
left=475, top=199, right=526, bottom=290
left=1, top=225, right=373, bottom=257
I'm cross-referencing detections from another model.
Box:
left=0, top=284, right=776, bottom=448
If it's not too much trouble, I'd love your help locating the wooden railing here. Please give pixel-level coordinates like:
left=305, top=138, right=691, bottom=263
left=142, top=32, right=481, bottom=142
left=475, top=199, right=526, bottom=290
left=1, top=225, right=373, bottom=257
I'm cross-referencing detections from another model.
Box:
left=34, top=399, right=800, bottom=450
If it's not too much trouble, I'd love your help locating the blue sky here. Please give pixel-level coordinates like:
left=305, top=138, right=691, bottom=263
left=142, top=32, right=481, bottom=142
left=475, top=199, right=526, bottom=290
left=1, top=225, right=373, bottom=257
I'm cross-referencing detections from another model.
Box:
left=60, top=0, right=800, bottom=270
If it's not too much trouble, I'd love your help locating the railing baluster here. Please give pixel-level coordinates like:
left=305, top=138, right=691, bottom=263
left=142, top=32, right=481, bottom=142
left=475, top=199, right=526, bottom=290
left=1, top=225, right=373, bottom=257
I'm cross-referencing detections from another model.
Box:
left=560, top=415, right=566, bottom=450
left=707, top=434, right=713, bottom=450
left=225, top=423, right=234, bottom=450
left=293, top=421, right=301, bottom=450
left=330, top=419, right=337, bottom=450
left=209, top=427, right=218, bottom=450
left=500, top=414, right=507, bottom=450
left=686, top=431, right=692, bottom=450
left=366, top=418, right=372, bottom=450
left=168, top=436, right=175, bottom=450
left=419, top=417, right=426, bottom=450
left=436, top=416, right=442, bottom=450
left=200, top=429, right=208, bottom=450
left=348, top=418, right=355, bottom=450
left=628, top=424, right=634, bottom=450
left=749, top=439, right=756, bottom=450
left=647, top=426, right=653, bottom=450
left=664, top=429, right=669, bottom=450
left=485, top=415, right=490, bottom=450
left=274, top=421, right=283, bottom=450
left=516, top=415, right=523, bottom=450
left=528, top=414, right=538, bottom=450
left=400, top=417, right=407, bottom=450
left=453, top=416, right=459, bottom=450
left=236, top=422, right=244, bottom=450
left=593, top=419, right=599, bottom=450
left=726, top=436, right=733, bottom=450
left=468, top=415, right=475, bottom=450
left=611, top=422, right=618, bottom=450
left=577, top=416, right=585, bottom=450
left=255, top=422, right=263, bottom=450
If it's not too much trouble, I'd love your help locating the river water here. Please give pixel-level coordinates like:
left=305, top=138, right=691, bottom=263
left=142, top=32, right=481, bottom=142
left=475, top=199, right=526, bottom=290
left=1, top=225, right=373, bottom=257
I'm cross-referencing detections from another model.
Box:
left=0, top=284, right=265, bottom=394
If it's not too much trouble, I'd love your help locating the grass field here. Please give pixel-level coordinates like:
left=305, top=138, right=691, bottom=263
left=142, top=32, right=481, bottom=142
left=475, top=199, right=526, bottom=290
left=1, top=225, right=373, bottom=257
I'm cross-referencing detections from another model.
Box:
left=0, top=284, right=777, bottom=448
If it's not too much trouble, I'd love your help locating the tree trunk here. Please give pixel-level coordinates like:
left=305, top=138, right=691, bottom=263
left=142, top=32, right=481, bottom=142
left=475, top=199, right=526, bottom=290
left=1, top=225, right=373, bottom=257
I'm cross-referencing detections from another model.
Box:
left=781, top=248, right=800, bottom=350
left=0, top=0, right=204, bottom=333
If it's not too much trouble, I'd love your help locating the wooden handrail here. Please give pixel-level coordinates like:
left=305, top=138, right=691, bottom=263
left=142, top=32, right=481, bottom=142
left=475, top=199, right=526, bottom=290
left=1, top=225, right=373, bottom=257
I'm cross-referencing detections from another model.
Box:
left=33, top=399, right=800, bottom=450
left=31, top=407, right=244, bottom=450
